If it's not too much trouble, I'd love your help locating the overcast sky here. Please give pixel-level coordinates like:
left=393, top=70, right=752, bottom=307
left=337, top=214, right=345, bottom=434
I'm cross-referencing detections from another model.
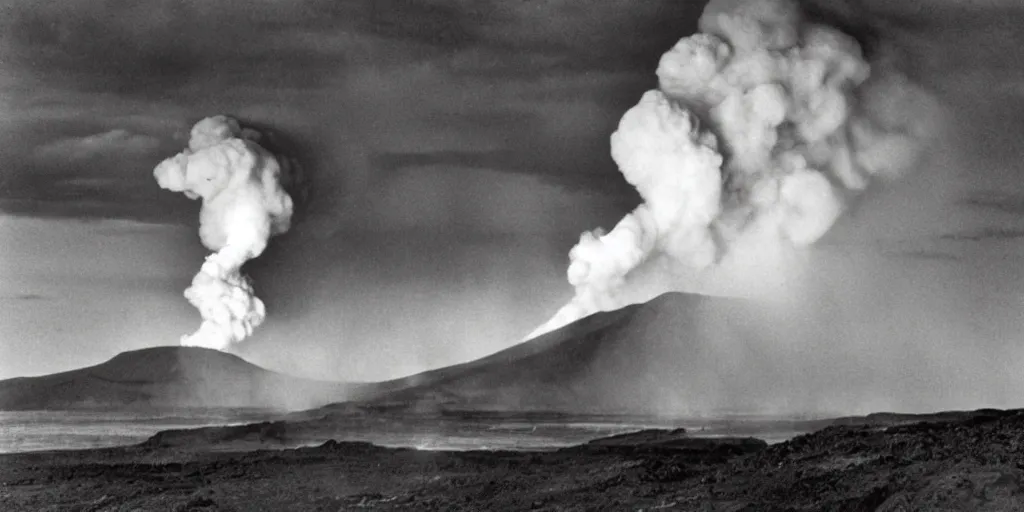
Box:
left=1, top=0, right=1023, bottom=383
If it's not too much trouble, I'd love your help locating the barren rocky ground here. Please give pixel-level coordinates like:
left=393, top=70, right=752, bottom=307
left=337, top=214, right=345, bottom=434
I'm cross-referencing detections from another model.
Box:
left=3, top=408, right=1024, bottom=511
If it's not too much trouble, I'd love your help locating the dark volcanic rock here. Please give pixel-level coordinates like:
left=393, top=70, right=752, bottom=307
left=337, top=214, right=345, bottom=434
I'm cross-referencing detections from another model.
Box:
left=694, top=409, right=1024, bottom=510
left=572, top=428, right=767, bottom=460
left=4, top=409, right=1024, bottom=510
left=2, top=409, right=1024, bottom=509
left=143, top=421, right=291, bottom=448
left=584, top=427, right=691, bottom=447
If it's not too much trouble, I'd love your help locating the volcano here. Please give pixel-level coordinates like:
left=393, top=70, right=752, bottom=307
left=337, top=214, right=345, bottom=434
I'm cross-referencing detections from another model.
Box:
left=0, top=346, right=357, bottom=411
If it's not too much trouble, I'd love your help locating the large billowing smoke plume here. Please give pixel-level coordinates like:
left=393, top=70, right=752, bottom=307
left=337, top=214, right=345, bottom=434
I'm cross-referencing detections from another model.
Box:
left=529, top=0, right=937, bottom=338
left=154, top=116, right=295, bottom=350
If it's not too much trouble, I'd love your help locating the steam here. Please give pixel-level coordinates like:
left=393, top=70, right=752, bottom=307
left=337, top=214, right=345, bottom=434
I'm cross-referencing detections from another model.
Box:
left=154, top=116, right=294, bottom=350
left=530, top=0, right=938, bottom=338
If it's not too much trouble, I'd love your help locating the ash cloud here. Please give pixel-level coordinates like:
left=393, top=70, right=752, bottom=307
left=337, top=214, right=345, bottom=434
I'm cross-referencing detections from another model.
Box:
left=154, top=116, right=298, bottom=351
left=529, top=0, right=944, bottom=337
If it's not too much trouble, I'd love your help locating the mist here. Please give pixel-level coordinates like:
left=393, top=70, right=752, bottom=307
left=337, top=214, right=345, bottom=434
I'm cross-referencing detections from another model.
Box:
left=607, top=248, right=1024, bottom=417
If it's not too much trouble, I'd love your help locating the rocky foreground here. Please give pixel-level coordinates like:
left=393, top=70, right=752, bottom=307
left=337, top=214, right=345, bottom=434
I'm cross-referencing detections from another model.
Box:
left=2, top=409, right=1024, bottom=511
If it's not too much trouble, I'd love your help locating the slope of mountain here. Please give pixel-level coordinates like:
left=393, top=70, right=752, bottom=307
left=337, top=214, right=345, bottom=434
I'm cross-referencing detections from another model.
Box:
left=351, top=290, right=978, bottom=417
left=355, top=292, right=765, bottom=415
left=0, top=346, right=357, bottom=411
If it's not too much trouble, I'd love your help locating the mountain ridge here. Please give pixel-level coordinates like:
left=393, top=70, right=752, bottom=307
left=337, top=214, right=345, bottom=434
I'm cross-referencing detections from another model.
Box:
left=351, top=292, right=757, bottom=415
left=0, top=346, right=357, bottom=411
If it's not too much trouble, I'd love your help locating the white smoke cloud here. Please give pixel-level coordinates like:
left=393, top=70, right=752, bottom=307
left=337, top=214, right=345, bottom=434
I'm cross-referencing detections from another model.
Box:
left=529, top=0, right=941, bottom=338
left=154, top=115, right=294, bottom=350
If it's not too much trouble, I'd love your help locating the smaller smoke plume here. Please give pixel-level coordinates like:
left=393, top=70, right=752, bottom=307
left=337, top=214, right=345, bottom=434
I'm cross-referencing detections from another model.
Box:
left=529, top=0, right=940, bottom=338
left=154, top=116, right=294, bottom=350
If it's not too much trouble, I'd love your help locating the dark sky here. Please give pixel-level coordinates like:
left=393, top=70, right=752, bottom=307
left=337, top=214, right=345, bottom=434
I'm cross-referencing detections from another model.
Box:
left=1, top=0, right=1023, bottom=383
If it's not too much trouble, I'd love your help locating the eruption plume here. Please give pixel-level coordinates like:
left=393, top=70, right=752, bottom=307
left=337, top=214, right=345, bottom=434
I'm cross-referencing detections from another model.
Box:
left=529, top=0, right=939, bottom=338
left=154, top=116, right=294, bottom=350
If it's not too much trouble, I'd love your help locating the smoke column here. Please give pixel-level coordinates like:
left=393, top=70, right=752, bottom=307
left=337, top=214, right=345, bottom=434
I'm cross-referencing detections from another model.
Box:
left=529, top=0, right=937, bottom=338
left=154, top=116, right=294, bottom=350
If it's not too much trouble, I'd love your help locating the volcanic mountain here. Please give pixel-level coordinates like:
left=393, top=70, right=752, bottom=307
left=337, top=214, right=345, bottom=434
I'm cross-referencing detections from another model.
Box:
left=0, top=346, right=357, bottom=411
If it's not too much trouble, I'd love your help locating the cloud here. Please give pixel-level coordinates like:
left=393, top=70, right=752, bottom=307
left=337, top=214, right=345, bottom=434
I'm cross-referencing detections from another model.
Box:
left=0, top=0, right=695, bottom=229
left=364, top=164, right=621, bottom=235
left=0, top=0, right=479, bottom=97
left=4, top=293, right=54, bottom=302
left=1, top=127, right=178, bottom=222
left=33, top=129, right=162, bottom=163
left=958, top=190, right=1024, bottom=217
left=1, top=0, right=1011, bottom=244
left=940, top=227, right=1024, bottom=242
left=0, top=167, right=185, bottom=224
left=884, top=249, right=961, bottom=262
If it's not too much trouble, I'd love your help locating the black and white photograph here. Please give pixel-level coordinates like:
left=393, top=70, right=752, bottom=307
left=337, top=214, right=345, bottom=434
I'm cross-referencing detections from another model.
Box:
left=1, top=0, right=1024, bottom=509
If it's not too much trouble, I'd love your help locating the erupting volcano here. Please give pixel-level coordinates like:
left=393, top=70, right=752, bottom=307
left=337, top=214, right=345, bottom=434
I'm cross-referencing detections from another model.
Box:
left=529, top=0, right=940, bottom=338
left=154, top=116, right=298, bottom=351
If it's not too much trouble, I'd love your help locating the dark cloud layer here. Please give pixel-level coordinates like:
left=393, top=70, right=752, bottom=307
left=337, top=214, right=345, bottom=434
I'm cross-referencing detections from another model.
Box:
left=4, top=0, right=982, bottom=231
left=1, top=0, right=711, bottom=227
left=3, top=0, right=1023, bottom=330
